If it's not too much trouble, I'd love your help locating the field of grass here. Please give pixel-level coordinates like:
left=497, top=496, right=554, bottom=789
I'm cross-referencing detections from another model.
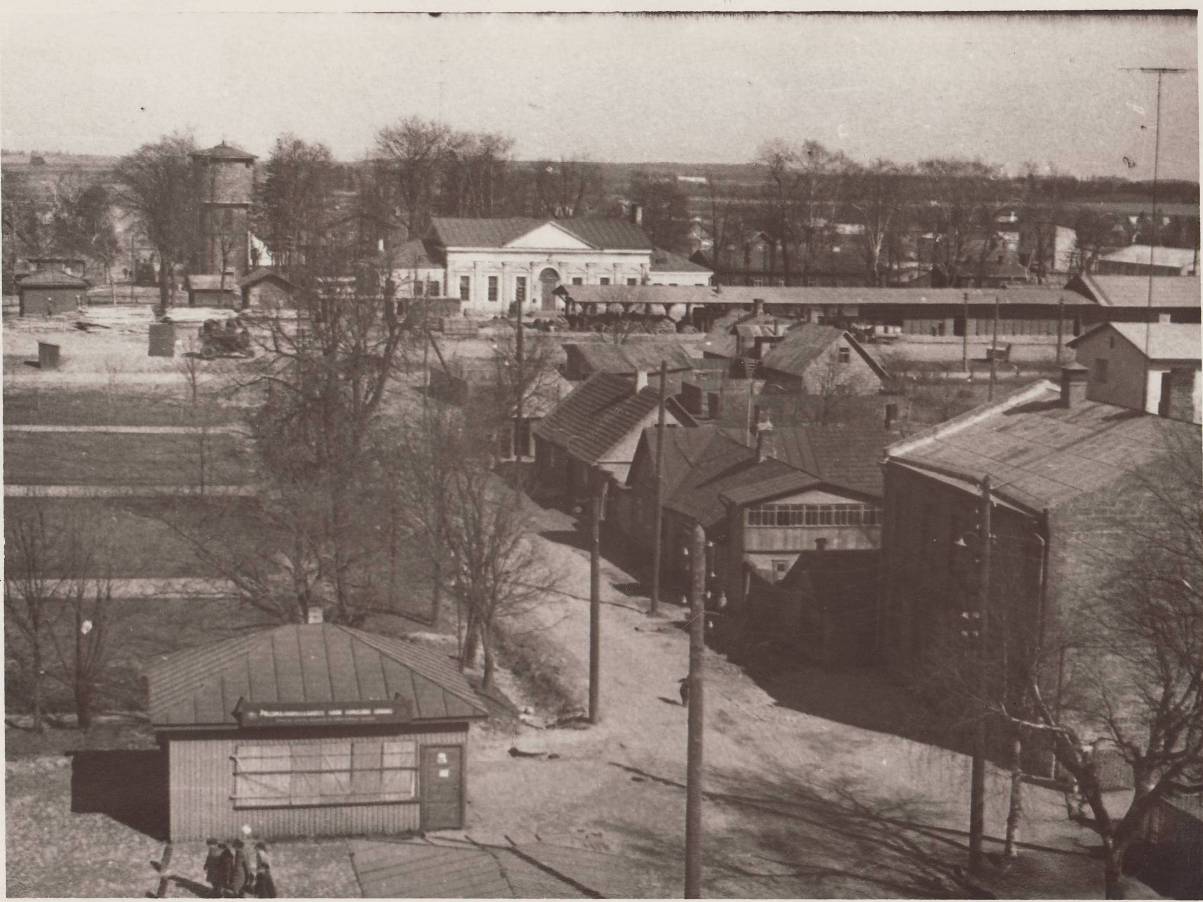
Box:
left=4, top=386, right=240, bottom=427
left=4, top=431, right=252, bottom=485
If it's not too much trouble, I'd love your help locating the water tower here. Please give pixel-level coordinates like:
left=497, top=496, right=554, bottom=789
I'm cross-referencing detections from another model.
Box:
left=191, top=141, right=256, bottom=276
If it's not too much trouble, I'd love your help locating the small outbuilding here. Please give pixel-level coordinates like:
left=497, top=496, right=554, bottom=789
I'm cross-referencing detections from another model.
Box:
left=239, top=268, right=297, bottom=311
left=186, top=273, right=240, bottom=308
left=17, top=268, right=90, bottom=316
left=147, top=620, right=489, bottom=841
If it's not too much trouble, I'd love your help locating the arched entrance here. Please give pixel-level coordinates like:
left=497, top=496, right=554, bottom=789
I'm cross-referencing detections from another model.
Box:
left=538, top=267, right=560, bottom=313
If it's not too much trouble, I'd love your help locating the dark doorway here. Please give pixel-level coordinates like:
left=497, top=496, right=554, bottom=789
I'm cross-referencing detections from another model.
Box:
left=420, top=746, right=463, bottom=831
left=71, top=749, right=169, bottom=840
left=1158, top=371, right=1173, bottom=418
left=952, top=316, right=966, bottom=338
left=538, top=268, right=560, bottom=312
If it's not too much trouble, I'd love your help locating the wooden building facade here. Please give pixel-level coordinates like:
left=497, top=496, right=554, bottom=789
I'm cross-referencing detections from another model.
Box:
left=147, top=621, right=488, bottom=841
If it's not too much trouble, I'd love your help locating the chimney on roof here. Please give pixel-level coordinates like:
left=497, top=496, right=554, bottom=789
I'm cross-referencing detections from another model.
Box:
left=754, top=410, right=774, bottom=462
left=1060, top=363, right=1089, bottom=408
left=1158, top=312, right=1172, bottom=324
left=752, top=298, right=765, bottom=317
left=631, top=203, right=643, bottom=226
left=884, top=402, right=898, bottom=431
left=306, top=607, right=324, bottom=625
left=634, top=369, right=649, bottom=392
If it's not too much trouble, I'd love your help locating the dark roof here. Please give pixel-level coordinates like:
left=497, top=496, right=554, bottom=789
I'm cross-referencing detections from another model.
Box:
left=392, top=237, right=445, bottom=270
left=18, top=269, right=89, bottom=289
left=146, top=623, right=487, bottom=728
left=886, top=380, right=1200, bottom=512
left=533, top=372, right=694, bottom=463
left=238, top=268, right=296, bottom=290
left=564, top=339, right=697, bottom=376
left=430, top=217, right=652, bottom=251
left=651, top=247, right=711, bottom=273
left=191, top=141, right=256, bottom=161
left=564, top=284, right=1088, bottom=309
left=1067, top=274, right=1201, bottom=309
left=638, top=426, right=762, bottom=529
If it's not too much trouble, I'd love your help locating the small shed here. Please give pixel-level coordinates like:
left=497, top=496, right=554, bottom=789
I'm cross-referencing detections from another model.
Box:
left=17, top=268, right=90, bottom=316
left=239, top=268, right=296, bottom=311
left=146, top=621, right=489, bottom=841
left=186, top=273, right=240, bottom=308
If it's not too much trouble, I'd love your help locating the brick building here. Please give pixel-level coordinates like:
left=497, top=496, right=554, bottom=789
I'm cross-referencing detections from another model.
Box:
left=192, top=141, right=256, bottom=277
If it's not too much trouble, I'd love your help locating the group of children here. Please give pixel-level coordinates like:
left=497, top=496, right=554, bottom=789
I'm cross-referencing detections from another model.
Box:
left=202, top=835, right=276, bottom=898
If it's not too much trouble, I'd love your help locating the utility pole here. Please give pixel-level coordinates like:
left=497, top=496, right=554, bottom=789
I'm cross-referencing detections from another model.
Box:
left=589, top=469, right=608, bottom=725
left=650, top=359, right=669, bottom=616
left=1123, top=66, right=1191, bottom=412
left=684, top=521, right=707, bottom=898
left=988, top=294, right=1000, bottom=402
left=1055, top=294, right=1064, bottom=366
left=514, top=313, right=526, bottom=467
left=968, top=476, right=992, bottom=876
left=961, top=291, right=970, bottom=373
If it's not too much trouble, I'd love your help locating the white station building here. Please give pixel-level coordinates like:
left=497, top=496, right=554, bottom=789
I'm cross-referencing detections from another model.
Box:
left=390, top=217, right=711, bottom=316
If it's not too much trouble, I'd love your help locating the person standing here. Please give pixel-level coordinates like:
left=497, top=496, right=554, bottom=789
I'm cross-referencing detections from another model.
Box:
left=230, top=840, right=253, bottom=898
left=203, top=839, right=222, bottom=898
left=253, top=842, right=277, bottom=898
left=216, top=842, right=235, bottom=897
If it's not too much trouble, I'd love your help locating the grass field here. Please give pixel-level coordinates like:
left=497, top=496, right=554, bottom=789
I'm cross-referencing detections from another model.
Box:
left=4, top=431, right=252, bottom=485
left=4, top=387, right=240, bottom=427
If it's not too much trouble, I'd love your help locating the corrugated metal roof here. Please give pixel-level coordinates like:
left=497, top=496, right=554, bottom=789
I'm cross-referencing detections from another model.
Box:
left=886, top=380, right=1199, bottom=511
left=1069, top=274, right=1201, bottom=309
left=146, top=624, right=487, bottom=728
left=533, top=372, right=694, bottom=463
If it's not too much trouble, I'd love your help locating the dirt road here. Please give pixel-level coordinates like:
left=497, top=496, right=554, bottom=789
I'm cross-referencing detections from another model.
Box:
left=465, top=503, right=1111, bottom=897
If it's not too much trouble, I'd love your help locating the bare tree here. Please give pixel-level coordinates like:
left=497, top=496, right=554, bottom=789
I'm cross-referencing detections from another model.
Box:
left=254, top=134, right=339, bottom=270
left=757, top=139, right=845, bottom=286
left=2, top=167, right=47, bottom=291
left=845, top=159, right=914, bottom=286
left=112, top=132, right=198, bottom=309
left=49, top=170, right=119, bottom=286
left=375, top=116, right=455, bottom=238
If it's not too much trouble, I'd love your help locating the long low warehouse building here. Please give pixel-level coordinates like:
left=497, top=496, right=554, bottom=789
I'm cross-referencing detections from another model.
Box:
left=561, top=283, right=1112, bottom=337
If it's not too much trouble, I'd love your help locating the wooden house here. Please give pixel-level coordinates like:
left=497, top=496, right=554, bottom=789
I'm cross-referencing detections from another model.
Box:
left=146, top=619, right=488, bottom=841
left=17, top=268, right=90, bottom=316
left=758, top=324, right=887, bottom=394
left=239, top=268, right=297, bottom=311
left=185, top=273, right=240, bottom=308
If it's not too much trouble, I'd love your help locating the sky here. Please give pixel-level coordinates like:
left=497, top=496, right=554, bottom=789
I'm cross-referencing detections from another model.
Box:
left=1, top=10, right=1198, bottom=180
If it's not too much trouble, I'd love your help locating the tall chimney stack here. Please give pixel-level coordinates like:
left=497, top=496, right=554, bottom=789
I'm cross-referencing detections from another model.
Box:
left=306, top=607, right=325, bottom=625
left=752, top=298, right=765, bottom=318
left=1060, top=363, right=1089, bottom=408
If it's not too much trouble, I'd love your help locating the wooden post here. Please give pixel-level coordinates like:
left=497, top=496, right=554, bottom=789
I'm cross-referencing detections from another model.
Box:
left=1055, top=294, right=1064, bottom=365
left=650, top=360, right=669, bottom=616
left=988, top=295, right=999, bottom=402
left=515, top=314, right=526, bottom=464
left=589, top=471, right=608, bottom=725
left=684, top=521, right=706, bottom=898
left=969, top=476, right=992, bottom=876
left=962, top=291, right=970, bottom=373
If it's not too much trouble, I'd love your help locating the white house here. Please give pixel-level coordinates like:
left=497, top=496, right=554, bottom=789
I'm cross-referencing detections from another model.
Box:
left=387, top=217, right=711, bottom=316
left=1096, top=245, right=1199, bottom=277
left=1067, top=322, right=1201, bottom=423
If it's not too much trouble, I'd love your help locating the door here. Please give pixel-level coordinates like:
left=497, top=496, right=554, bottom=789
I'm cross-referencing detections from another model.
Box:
left=538, top=268, right=560, bottom=312
left=420, top=746, right=463, bottom=831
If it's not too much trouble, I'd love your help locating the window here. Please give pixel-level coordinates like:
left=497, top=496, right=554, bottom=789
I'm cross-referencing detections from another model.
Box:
left=487, top=276, right=499, bottom=302
left=627, top=277, right=638, bottom=286
left=426, top=280, right=440, bottom=298
left=747, top=502, right=882, bottom=528
left=233, top=739, right=418, bottom=808
left=772, top=560, right=790, bottom=581
left=515, top=276, right=527, bottom=304
left=599, top=277, right=610, bottom=286
left=838, top=346, right=851, bottom=364
left=412, top=281, right=425, bottom=298
left=1093, top=358, right=1109, bottom=384
left=459, top=276, right=471, bottom=301
left=572, top=277, right=583, bottom=286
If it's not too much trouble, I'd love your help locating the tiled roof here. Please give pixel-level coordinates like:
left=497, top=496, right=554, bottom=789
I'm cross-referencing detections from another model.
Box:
left=565, top=339, right=697, bottom=376
left=650, top=247, right=711, bottom=273
left=1068, top=274, right=1201, bottom=309
left=1069, top=322, right=1201, bottom=362
left=759, top=325, right=888, bottom=383
left=146, top=623, right=487, bottom=728
left=639, top=426, right=764, bottom=528
left=1099, top=244, right=1198, bottom=270
left=238, top=268, right=295, bottom=290
left=768, top=424, right=891, bottom=497
left=191, top=141, right=256, bottom=161
left=18, top=269, right=89, bottom=289
left=430, top=217, right=652, bottom=251
left=886, top=380, right=1199, bottom=512
left=533, top=372, right=694, bottom=463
